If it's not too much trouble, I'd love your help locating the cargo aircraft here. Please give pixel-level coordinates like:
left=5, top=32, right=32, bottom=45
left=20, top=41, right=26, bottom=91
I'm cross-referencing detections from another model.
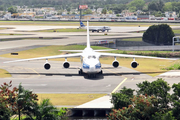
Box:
left=4, top=21, right=176, bottom=78
left=79, top=21, right=111, bottom=32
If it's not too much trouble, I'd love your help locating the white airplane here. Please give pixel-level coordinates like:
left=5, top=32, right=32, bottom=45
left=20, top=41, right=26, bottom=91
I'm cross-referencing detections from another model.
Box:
left=4, top=21, right=176, bottom=78
left=79, top=21, right=111, bottom=32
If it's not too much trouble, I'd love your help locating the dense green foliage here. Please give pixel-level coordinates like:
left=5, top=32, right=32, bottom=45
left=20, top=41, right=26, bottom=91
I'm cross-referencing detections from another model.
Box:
left=143, top=24, right=175, bottom=45
left=108, top=78, right=180, bottom=120
left=0, top=0, right=180, bottom=14
left=7, top=6, right=17, bottom=14
left=0, top=81, right=67, bottom=120
left=111, top=87, right=134, bottom=109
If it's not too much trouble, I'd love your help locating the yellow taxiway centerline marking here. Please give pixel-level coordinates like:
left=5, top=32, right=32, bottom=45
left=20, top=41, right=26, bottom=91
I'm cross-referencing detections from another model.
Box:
left=111, top=78, right=127, bottom=93
left=28, top=68, right=40, bottom=76
left=104, top=69, right=128, bottom=94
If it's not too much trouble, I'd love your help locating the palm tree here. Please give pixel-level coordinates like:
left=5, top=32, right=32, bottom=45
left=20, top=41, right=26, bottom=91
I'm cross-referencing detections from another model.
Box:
left=17, top=84, right=38, bottom=120
left=34, top=99, right=58, bottom=120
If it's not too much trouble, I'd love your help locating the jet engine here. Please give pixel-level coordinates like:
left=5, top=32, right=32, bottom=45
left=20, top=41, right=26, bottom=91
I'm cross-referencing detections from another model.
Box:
left=112, top=60, right=119, bottom=68
left=44, top=63, right=51, bottom=70
left=63, top=61, right=70, bottom=68
left=131, top=61, right=139, bottom=68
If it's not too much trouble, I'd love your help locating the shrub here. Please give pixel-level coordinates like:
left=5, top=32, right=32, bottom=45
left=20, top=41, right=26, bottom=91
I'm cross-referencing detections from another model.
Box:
left=143, top=24, right=175, bottom=45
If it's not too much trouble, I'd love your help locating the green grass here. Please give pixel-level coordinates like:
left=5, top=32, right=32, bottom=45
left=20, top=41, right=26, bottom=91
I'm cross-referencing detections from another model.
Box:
left=0, top=33, right=22, bottom=36
left=37, top=93, right=106, bottom=106
left=121, top=38, right=142, bottom=41
left=134, top=28, right=180, bottom=34
left=173, top=29, right=180, bottom=34
left=0, top=45, right=110, bottom=59
left=164, top=62, right=180, bottom=70
left=0, top=45, right=178, bottom=77
left=0, top=69, right=12, bottom=78
left=34, top=28, right=86, bottom=32
left=0, top=21, right=180, bottom=27
left=0, top=28, right=8, bottom=30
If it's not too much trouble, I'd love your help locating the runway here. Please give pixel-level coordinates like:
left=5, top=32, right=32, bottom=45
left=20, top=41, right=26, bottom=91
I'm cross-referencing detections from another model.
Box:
left=0, top=24, right=179, bottom=94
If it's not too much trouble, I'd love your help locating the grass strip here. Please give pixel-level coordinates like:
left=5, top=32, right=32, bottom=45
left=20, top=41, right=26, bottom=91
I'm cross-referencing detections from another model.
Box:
left=0, top=45, right=178, bottom=77
left=0, top=21, right=179, bottom=27
left=0, top=69, right=12, bottom=78
left=34, top=28, right=86, bottom=32
left=37, top=93, right=106, bottom=106
left=0, top=33, right=22, bottom=36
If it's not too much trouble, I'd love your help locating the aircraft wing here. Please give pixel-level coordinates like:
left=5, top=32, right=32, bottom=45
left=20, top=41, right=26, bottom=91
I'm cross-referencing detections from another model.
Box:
left=4, top=53, right=82, bottom=63
left=59, top=49, right=115, bottom=52
left=59, top=50, right=83, bottom=52
left=98, top=52, right=177, bottom=60
left=94, top=49, right=116, bottom=52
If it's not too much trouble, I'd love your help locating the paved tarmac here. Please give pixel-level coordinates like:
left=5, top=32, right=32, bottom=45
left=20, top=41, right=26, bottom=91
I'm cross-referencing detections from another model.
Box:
left=0, top=58, right=131, bottom=93
left=0, top=24, right=179, bottom=95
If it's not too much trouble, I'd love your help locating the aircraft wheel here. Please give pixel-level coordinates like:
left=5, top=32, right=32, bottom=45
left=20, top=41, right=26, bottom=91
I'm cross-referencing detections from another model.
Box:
left=87, top=74, right=91, bottom=78
left=97, top=30, right=99, bottom=33
left=99, top=70, right=103, bottom=74
left=79, top=69, right=83, bottom=75
left=93, top=74, right=96, bottom=78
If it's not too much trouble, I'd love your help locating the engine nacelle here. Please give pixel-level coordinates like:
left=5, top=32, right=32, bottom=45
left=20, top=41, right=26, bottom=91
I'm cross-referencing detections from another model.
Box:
left=44, top=63, right=51, bottom=70
left=131, top=61, right=139, bottom=68
left=112, top=60, right=119, bottom=68
left=63, top=61, right=70, bottom=68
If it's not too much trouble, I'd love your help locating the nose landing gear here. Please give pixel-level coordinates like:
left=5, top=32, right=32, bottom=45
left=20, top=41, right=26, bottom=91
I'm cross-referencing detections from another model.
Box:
left=79, top=69, right=83, bottom=75
left=88, top=74, right=96, bottom=78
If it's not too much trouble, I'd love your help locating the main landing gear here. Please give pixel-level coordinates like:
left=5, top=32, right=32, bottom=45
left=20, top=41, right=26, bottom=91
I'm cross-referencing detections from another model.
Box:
left=79, top=69, right=83, bottom=75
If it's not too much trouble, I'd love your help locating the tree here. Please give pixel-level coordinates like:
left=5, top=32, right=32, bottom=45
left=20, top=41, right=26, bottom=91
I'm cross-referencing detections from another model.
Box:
left=108, top=95, right=167, bottom=120
left=8, top=6, right=17, bottom=14
left=108, top=79, right=176, bottom=120
left=136, top=78, right=171, bottom=110
left=83, top=8, right=92, bottom=15
left=143, top=24, right=175, bottom=45
left=112, top=4, right=126, bottom=14
left=171, top=83, right=180, bottom=119
left=108, top=10, right=113, bottom=14
left=17, top=83, right=38, bottom=120
left=128, top=0, right=145, bottom=11
left=171, top=2, right=180, bottom=13
left=0, top=81, right=18, bottom=120
left=163, top=2, right=173, bottom=11
left=111, top=87, right=134, bottom=109
left=0, top=81, right=67, bottom=119
left=129, top=6, right=136, bottom=12
left=102, top=8, right=107, bottom=14
left=148, top=0, right=164, bottom=12
left=34, top=99, right=67, bottom=120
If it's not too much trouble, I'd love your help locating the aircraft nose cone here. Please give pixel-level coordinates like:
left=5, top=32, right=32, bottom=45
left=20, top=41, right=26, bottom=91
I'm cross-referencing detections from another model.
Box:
left=90, top=66, right=95, bottom=71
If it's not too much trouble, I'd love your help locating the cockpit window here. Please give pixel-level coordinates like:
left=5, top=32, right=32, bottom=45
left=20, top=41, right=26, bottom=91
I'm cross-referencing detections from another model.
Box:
left=88, top=55, right=96, bottom=59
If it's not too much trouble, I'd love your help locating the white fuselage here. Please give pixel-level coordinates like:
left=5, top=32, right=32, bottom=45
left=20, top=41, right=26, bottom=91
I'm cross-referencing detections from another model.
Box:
left=81, top=47, right=101, bottom=74
left=81, top=26, right=111, bottom=32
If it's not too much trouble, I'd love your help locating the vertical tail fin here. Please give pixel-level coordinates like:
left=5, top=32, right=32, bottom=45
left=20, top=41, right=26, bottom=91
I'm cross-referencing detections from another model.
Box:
left=87, top=21, right=91, bottom=48
left=80, top=21, right=85, bottom=27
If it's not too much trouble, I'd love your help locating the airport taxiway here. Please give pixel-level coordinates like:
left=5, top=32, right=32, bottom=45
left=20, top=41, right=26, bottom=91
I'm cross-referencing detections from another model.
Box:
left=0, top=58, right=154, bottom=93
left=1, top=57, right=179, bottom=94
left=0, top=25, right=179, bottom=94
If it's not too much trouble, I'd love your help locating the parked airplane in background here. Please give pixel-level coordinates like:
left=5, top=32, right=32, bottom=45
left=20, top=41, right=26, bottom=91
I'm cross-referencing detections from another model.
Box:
left=79, top=21, right=111, bottom=32
left=4, top=21, right=176, bottom=78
